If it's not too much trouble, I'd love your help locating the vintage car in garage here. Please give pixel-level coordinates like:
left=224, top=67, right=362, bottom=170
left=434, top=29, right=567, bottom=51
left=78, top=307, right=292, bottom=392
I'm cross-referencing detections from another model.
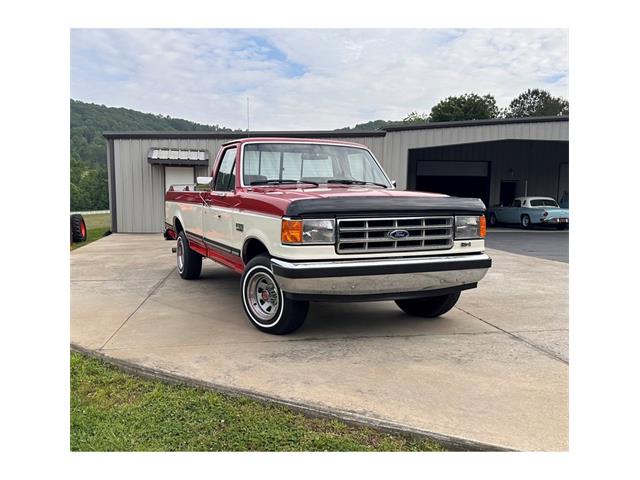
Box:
left=488, top=196, right=569, bottom=229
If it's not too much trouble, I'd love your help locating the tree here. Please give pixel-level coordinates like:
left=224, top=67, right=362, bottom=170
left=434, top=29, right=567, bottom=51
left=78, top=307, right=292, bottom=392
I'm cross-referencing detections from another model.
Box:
left=428, top=93, right=500, bottom=122
left=505, top=89, right=569, bottom=118
left=402, top=111, right=429, bottom=124
left=70, top=155, right=109, bottom=211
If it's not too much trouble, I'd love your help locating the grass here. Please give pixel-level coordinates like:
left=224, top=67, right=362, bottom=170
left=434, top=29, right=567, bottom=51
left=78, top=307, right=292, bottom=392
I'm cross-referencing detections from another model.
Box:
left=70, top=352, right=443, bottom=452
left=70, top=213, right=111, bottom=250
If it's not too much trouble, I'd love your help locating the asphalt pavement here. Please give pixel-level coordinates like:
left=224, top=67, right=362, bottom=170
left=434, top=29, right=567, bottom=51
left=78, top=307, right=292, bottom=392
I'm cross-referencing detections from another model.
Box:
left=486, top=228, right=568, bottom=263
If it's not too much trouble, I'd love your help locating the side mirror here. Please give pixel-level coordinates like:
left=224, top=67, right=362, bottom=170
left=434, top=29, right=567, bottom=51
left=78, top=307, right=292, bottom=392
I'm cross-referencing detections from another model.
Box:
left=196, top=176, right=213, bottom=191
left=391, top=180, right=397, bottom=188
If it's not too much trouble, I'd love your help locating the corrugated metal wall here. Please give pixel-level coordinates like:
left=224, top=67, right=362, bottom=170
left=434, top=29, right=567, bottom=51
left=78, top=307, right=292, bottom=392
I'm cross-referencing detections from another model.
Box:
left=110, top=120, right=568, bottom=233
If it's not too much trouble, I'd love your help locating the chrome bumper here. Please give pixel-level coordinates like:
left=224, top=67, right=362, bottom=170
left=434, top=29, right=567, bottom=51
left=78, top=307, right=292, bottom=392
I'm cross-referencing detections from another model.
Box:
left=271, top=253, right=491, bottom=300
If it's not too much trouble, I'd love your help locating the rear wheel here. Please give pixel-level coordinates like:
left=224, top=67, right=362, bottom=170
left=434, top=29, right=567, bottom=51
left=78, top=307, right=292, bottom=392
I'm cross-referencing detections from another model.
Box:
left=395, top=292, right=461, bottom=318
left=70, top=214, right=87, bottom=243
left=521, top=214, right=531, bottom=229
left=176, top=231, right=202, bottom=279
left=241, top=254, right=309, bottom=335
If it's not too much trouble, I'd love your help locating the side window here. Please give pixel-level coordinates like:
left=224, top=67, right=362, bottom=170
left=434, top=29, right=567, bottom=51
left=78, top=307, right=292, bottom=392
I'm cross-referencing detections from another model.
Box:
left=214, top=147, right=237, bottom=191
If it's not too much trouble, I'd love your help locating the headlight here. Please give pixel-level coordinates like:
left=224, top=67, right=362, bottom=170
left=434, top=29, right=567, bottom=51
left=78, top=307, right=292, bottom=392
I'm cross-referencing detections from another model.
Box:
left=281, top=218, right=335, bottom=244
left=455, top=215, right=486, bottom=239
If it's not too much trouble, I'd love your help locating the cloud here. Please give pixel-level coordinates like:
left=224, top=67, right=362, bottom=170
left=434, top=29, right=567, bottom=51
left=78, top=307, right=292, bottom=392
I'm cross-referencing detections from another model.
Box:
left=71, top=28, right=568, bottom=130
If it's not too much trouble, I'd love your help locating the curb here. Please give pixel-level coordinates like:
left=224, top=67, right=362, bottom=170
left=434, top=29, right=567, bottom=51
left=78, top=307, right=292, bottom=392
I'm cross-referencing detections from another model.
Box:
left=71, top=343, right=517, bottom=452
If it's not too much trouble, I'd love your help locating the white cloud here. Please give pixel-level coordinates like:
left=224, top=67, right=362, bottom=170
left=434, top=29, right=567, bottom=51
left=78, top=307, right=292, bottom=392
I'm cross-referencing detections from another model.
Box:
left=71, top=28, right=568, bottom=130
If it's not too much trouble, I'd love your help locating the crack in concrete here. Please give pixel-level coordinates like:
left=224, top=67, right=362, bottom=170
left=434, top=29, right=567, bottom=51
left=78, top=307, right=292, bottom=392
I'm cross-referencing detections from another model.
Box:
left=98, top=330, right=518, bottom=352
left=98, top=267, right=176, bottom=350
left=455, top=306, right=568, bottom=365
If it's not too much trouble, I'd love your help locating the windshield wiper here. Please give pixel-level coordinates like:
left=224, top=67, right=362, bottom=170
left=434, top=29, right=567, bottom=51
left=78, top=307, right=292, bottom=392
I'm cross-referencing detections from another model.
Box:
left=327, top=179, right=388, bottom=188
left=250, top=179, right=319, bottom=187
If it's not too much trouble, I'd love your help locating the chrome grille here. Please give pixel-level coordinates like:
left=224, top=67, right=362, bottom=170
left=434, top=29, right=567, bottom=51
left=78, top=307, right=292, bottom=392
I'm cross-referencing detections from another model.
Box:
left=336, top=216, right=454, bottom=254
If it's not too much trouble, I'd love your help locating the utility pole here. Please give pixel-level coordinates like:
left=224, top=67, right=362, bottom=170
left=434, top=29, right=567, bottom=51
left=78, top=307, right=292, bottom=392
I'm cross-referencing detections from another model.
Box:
left=246, top=96, right=250, bottom=133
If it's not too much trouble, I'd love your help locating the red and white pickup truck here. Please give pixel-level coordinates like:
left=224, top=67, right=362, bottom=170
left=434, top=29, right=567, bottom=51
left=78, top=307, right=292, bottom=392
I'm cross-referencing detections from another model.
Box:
left=165, top=138, right=491, bottom=334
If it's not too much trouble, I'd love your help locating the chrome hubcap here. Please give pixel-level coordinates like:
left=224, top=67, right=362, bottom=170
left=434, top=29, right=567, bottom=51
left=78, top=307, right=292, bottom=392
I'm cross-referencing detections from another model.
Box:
left=247, top=272, right=280, bottom=322
left=177, top=237, right=184, bottom=272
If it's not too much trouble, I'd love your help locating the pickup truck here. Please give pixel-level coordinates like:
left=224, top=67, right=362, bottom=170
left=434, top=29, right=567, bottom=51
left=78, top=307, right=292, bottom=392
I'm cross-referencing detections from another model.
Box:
left=164, top=138, right=491, bottom=334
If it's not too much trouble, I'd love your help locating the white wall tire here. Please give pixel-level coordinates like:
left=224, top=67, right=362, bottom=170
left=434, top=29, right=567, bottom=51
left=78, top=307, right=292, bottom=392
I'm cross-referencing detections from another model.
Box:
left=521, top=215, right=531, bottom=229
left=241, top=254, right=308, bottom=335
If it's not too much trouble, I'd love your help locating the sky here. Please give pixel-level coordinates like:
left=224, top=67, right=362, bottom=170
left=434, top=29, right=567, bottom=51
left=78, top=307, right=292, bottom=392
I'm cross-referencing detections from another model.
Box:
left=71, top=29, right=568, bottom=131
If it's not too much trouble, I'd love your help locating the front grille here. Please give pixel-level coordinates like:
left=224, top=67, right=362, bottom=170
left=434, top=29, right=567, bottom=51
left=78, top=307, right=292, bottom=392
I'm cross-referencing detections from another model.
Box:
left=336, top=216, right=454, bottom=254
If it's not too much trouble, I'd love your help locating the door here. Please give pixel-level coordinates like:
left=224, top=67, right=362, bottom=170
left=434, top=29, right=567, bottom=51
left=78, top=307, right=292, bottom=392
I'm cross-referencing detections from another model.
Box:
left=558, top=163, right=569, bottom=206
left=499, top=181, right=517, bottom=207
left=415, top=161, right=490, bottom=207
left=164, top=166, right=194, bottom=191
left=504, top=198, right=522, bottom=223
left=202, top=147, right=239, bottom=262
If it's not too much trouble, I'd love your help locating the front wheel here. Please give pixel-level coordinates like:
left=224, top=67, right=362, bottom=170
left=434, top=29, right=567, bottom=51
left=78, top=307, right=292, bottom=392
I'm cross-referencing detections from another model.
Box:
left=395, top=292, right=461, bottom=318
left=176, top=231, right=202, bottom=279
left=489, top=212, right=498, bottom=226
left=241, top=254, right=309, bottom=335
left=521, top=214, right=531, bottom=229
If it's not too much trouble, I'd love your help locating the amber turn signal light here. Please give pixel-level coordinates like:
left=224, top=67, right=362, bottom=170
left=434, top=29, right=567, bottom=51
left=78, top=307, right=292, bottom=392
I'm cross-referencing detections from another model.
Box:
left=479, top=215, right=487, bottom=238
left=281, top=219, right=303, bottom=244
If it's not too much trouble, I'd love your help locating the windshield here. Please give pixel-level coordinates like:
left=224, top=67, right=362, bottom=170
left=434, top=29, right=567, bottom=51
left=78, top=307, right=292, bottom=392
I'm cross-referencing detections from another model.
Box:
left=242, top=143, right=391, bottom=187
left=529, top=199, right=559, bottom=207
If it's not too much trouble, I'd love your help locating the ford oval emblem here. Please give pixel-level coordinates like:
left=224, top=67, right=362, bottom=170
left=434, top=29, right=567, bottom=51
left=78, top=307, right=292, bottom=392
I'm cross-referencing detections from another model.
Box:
left=388, top=229, right=410, bottom=239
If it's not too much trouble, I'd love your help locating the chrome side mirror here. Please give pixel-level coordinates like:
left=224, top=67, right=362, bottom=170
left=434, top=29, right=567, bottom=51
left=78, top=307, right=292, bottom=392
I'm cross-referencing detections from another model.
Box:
left=196, top=176, right=213, bottom=191
left=391, top=179, right=397, bottom=188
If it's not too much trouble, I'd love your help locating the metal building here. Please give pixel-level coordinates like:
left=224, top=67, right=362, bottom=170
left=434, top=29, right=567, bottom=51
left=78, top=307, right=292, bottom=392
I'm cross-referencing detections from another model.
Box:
left=104, top=116, right=568, bottom=233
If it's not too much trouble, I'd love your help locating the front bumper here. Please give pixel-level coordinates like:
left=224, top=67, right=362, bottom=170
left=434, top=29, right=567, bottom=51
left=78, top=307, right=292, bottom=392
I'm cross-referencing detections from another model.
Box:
left=541, top=217, right=569, bottom=224
left=271, top=253, right=491, bottom=301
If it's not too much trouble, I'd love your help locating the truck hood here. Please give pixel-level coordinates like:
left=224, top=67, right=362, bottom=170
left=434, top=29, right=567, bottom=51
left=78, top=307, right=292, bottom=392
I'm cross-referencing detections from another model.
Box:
left=242, top=186, right=486, bottom=217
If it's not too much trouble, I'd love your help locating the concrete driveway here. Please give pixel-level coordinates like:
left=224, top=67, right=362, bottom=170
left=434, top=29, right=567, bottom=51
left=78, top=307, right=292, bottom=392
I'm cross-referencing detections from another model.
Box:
left=71, top=234, right=568, bottom=451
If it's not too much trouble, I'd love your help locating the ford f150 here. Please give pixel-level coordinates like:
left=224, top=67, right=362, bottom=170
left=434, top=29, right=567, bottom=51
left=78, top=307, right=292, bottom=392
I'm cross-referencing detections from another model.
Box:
left=164, top=138, right=491, bottom=334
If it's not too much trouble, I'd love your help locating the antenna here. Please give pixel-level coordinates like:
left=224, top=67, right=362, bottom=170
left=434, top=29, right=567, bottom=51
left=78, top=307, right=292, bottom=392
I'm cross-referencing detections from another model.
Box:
left=246, top=96, right=250, bottom=135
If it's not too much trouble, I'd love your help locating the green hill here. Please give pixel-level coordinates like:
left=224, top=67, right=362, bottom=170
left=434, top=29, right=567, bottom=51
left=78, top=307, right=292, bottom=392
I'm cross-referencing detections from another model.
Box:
left=70, top=100, right=234, bottom=211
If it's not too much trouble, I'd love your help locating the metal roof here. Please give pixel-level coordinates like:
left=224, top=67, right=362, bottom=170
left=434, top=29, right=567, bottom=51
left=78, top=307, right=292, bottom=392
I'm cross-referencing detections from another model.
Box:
left=103, top=116, right=568, bottom=140
left=382, top=116, right=569, bottom=132
left=104, top=130, right=385, bottom=140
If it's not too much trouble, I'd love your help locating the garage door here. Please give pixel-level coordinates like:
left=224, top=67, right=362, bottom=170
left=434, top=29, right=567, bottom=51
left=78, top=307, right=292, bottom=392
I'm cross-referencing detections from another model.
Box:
left=415, top=161, right=490, bottom=206
left=165, top=166, right=195, bottom=191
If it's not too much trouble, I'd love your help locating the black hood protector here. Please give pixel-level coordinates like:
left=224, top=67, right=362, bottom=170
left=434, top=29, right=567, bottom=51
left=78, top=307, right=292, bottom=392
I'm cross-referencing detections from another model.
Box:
left=286, top=195, right=486, bottom=217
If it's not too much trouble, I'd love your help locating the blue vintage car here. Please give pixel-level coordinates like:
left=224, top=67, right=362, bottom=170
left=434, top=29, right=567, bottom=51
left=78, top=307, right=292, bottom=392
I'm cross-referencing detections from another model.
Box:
left=488, top=196, right=569, bottom=229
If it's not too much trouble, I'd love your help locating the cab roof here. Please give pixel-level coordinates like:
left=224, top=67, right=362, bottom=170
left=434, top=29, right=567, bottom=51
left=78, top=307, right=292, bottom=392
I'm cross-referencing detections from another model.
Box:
left=220, top=137, right=369, bottom=148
